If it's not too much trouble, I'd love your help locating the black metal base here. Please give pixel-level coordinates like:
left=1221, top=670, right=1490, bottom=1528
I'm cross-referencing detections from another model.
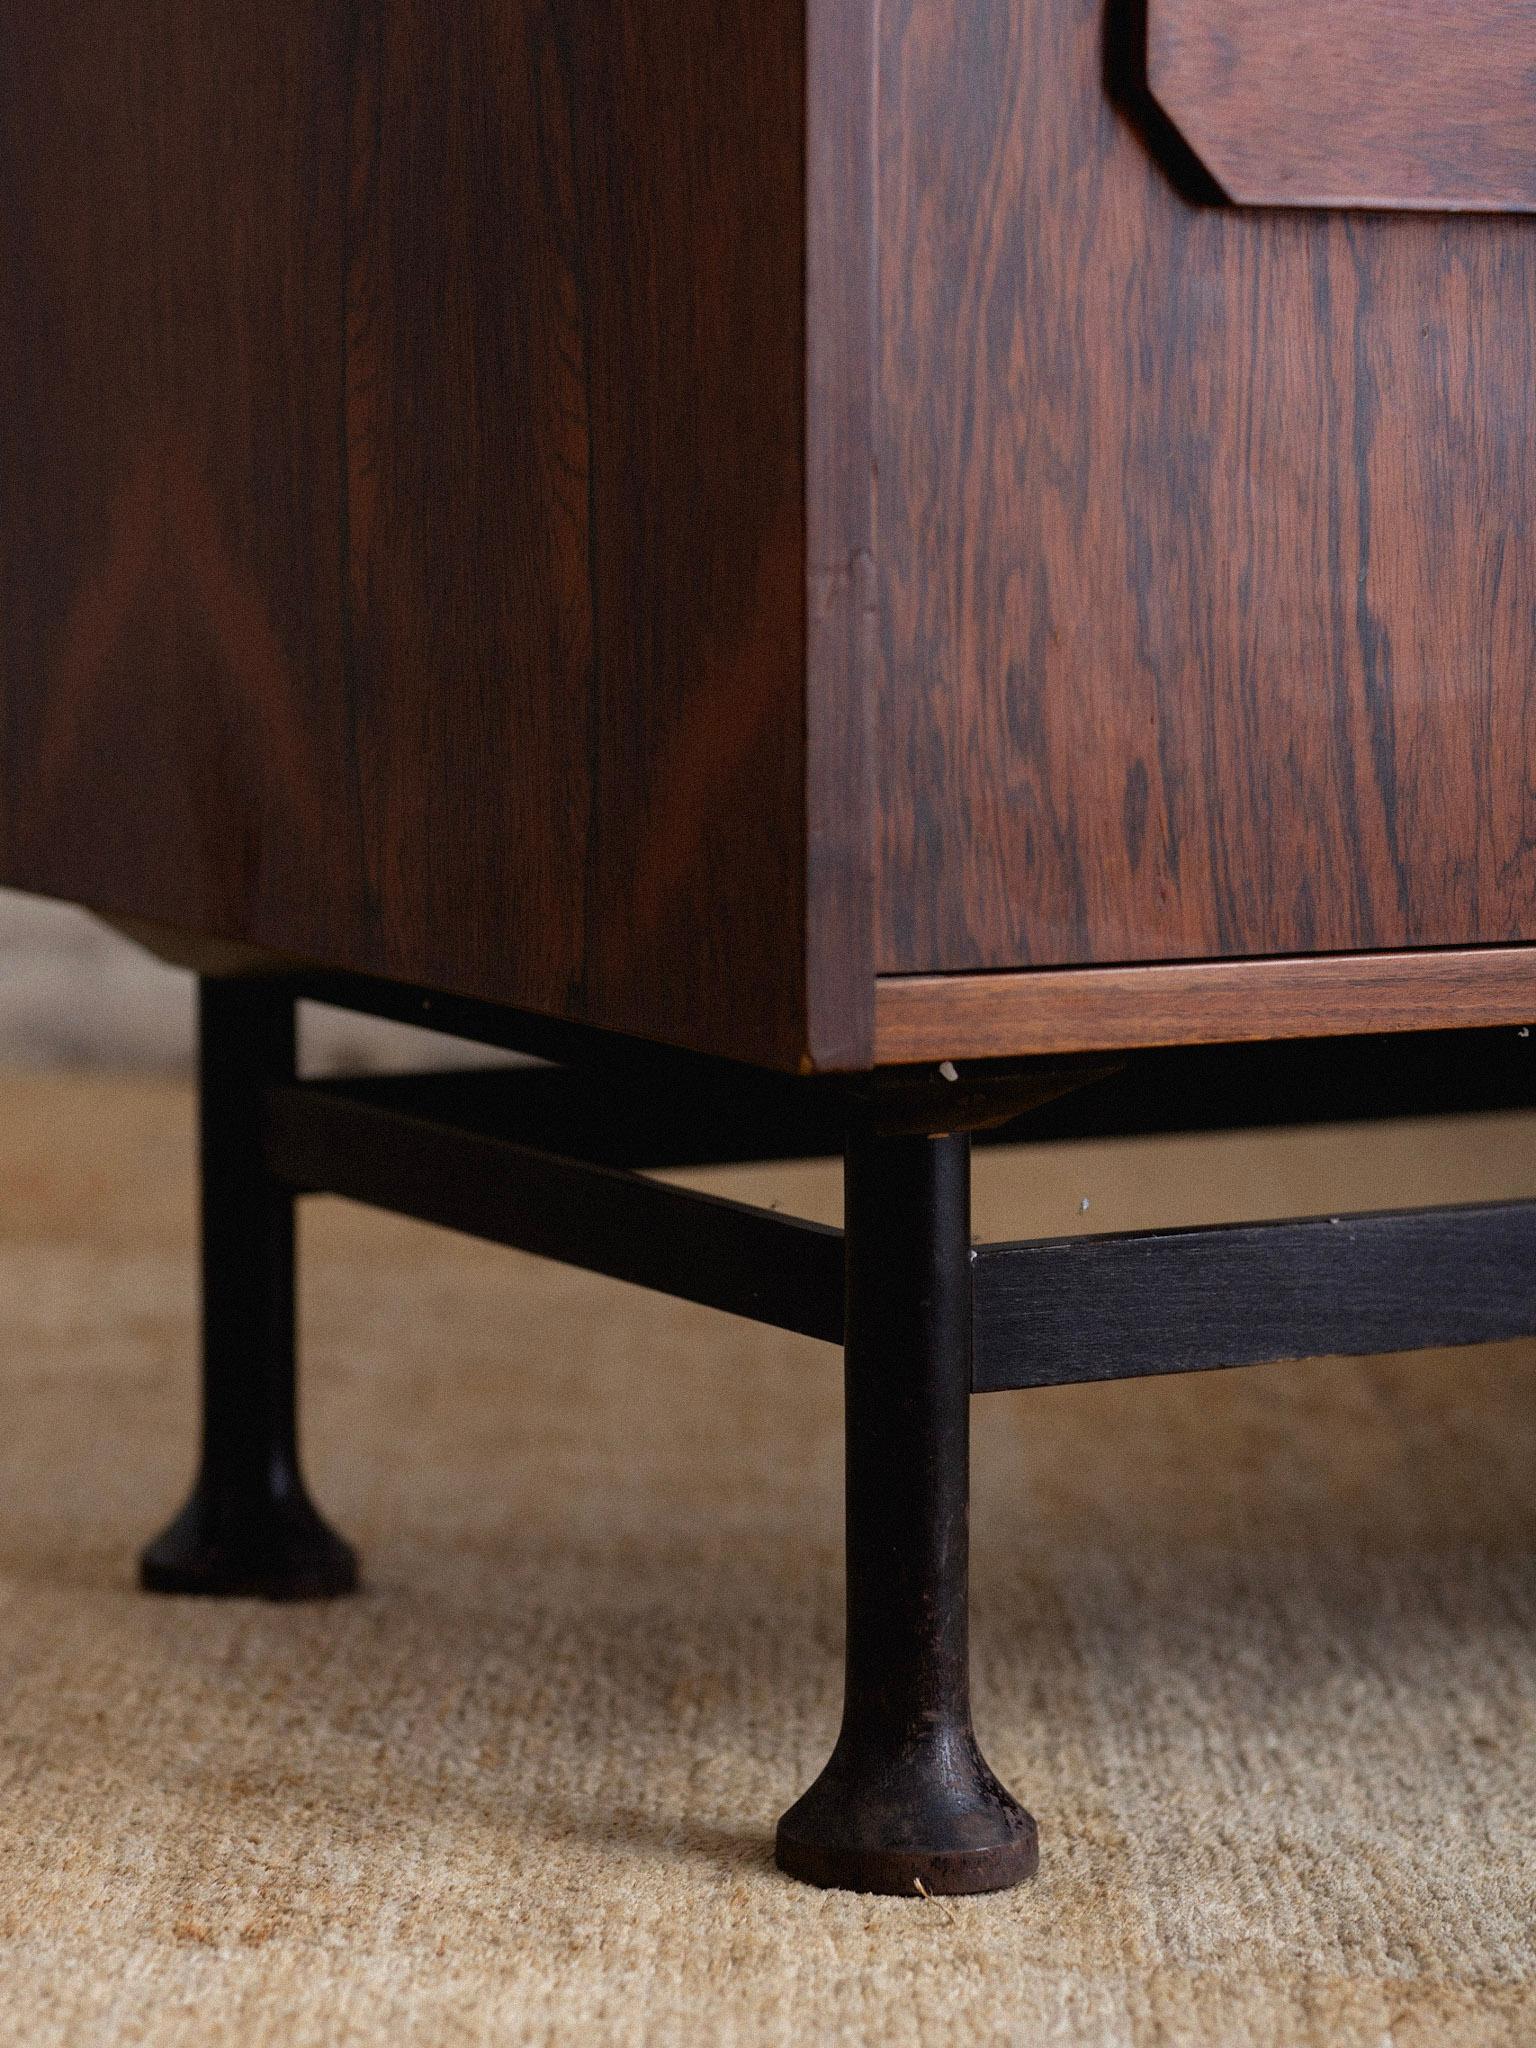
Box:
left=141, top=1483, right=358, bottom=1602
left=130, top=969, right=1536, bottom=1893
left=141, top=979, right=358, bottom=1607
left=776, top=1731, right=1039, bottom=1895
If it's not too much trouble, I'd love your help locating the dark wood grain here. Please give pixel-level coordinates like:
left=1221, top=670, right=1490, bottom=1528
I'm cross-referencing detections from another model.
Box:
left=1148, top=0, right=1536, bottom=212
left=875, top=0, right=1536, bottom=976
left=873, top=947, right=1536, bottom=1061
left=14, top=0, right=1536, bottom=1071
left=973, top=1199, right=1536, bottom=1391
left=341, top=0, right=813, bottom=1066
left=0, top=2, right=872, bottom=1071
left=0, top=1, right=354, bottom=944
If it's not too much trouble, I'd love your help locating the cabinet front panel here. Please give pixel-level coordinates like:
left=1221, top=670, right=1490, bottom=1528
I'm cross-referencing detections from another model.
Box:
left=875, top=0, right=1536, bottom=972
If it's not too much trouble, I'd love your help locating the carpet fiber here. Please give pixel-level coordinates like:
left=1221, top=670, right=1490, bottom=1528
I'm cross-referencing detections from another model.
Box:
left=1, top=1071, right=1535, bottom=2046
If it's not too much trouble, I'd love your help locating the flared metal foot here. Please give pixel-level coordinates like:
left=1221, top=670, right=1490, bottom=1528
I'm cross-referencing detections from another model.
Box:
left=777, top=1124, right=1038, bottom=1896
left=776, top=1729, right=1038, bottom=1895
left=141, top=1483, right=358, bottom=1602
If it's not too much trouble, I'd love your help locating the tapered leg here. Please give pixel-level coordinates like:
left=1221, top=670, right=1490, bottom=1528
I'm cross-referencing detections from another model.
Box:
left=776, top=1128, right=1037, bottom=1894
left=140, top=978, right=357, bottom=1600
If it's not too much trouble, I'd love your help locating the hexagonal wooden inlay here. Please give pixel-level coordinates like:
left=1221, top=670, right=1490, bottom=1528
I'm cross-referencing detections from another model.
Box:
left=1146, top=0, right=1536, bottom=211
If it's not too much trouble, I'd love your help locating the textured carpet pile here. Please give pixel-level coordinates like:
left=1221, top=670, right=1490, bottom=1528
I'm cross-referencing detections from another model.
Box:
left=0, top=1072, right=1534, bottom=2045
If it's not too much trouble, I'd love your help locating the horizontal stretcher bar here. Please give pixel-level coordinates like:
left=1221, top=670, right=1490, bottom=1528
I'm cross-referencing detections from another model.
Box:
left=262, top=1079, right=847, bottom=1345
left=971, top=1200, right=1536, bottom=1390
left=263, top=1075, right=1536, bottom=1391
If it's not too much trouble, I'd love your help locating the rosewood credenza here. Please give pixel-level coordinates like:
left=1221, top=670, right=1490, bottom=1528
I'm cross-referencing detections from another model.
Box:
left=5, top=0, right=1536, bottom=1894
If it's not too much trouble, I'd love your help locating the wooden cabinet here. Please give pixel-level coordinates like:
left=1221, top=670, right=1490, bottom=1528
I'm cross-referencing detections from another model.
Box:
left=5, top=0, right=1536, bottom=1071
left=9, top=2, right=1536, bottom=1903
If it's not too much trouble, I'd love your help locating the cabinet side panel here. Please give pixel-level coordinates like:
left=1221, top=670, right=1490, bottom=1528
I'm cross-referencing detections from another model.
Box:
left=344, top=0, right=811, bottom=1063
left=0, top=1, right=355, bottom=949
left=0, top=1, right=812, bottom=1067
left=875, top=0, right=1536, bottom=973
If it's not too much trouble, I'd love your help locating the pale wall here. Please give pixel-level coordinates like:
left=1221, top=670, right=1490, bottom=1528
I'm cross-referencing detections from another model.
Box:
left=0, top=888, right=498, bottom=1072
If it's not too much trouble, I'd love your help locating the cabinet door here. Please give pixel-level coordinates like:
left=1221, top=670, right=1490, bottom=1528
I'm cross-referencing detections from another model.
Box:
left=875, top=0, right=1536, bottom=974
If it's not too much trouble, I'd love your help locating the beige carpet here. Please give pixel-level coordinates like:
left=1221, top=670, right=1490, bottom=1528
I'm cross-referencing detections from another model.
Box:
left=1, top=1072, right=1535, bottom=2046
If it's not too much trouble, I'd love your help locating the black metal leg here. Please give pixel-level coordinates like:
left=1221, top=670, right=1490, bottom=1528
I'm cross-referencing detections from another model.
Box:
left=776, top=1128, right=1037, bottom=1894
left=140, top=978, right=358, bottom=1601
